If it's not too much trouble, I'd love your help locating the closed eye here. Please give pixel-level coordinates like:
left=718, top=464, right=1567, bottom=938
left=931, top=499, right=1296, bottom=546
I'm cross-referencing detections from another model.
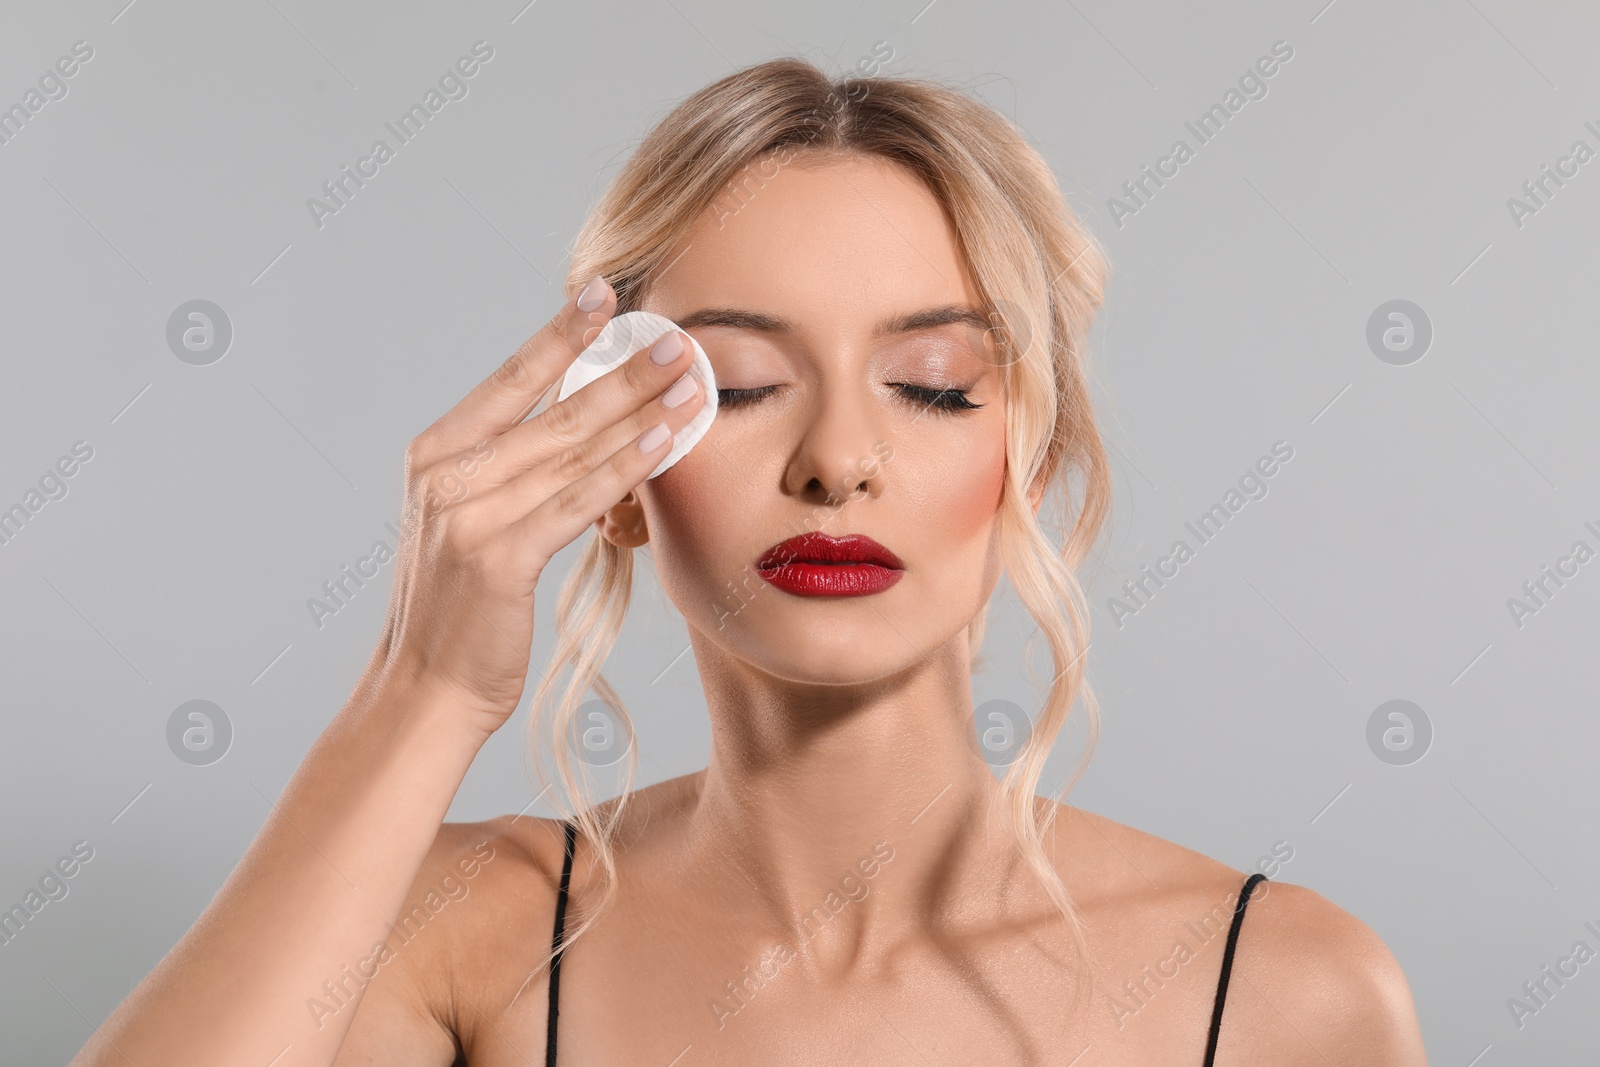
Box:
left=716, top=385, right=781, bottom=409
left=716, top=384, right=983, bottom=413
left=890, top=383, right=983, bottom=413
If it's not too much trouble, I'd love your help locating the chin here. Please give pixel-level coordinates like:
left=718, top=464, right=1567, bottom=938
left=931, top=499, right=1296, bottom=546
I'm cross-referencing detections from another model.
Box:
left=720, top=605, right=933, bottom=686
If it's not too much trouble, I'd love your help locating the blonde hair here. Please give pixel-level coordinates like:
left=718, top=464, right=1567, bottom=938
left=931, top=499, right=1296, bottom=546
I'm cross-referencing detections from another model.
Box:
left=527, top=55, right=1111, bottom=1003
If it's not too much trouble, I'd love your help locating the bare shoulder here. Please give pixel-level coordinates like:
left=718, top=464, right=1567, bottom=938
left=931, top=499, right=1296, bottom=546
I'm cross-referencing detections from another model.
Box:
left=1038, top=800, right=1249, bottom=906
left=1041, top=801, right=1427, bottom=1065
left=1223, top=877, right=1428, bottom=1064
left=391, top=813, right=571, bottom=956
left=433, top=812, right=575, bottom=989
left=334, top=815, right=572, bottom=1065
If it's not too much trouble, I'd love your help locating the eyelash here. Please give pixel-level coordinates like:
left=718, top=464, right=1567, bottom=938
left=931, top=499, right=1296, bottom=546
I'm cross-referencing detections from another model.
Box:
left=716, top=384, right=983, bottom=413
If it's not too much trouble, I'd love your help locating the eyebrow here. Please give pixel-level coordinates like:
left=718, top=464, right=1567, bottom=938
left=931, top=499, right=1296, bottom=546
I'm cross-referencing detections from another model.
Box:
left=672, top=304, right=991, bottom=337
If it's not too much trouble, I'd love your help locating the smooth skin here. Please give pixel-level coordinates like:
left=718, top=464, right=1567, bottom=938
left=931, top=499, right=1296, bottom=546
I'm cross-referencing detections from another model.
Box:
left=71, top=153, right=1429, bottom=1067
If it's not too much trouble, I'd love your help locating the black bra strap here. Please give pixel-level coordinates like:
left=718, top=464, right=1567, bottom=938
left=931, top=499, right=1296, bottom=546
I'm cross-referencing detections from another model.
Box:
left=545, top=819, right=577, bottom=1067
left=1202, top=872, right=1267, bottom=1066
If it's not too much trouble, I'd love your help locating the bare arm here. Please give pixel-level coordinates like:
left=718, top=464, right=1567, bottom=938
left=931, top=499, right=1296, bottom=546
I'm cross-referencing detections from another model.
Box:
left=69, top=673, right=484, bottom=1067
left=68, top=275, right=707, bottom=1067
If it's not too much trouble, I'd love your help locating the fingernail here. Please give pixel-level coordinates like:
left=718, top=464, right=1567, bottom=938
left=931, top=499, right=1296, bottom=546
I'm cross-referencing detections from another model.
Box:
left=639, top=422, right=671, bottom=452
left=576, top=275, right=609, bottom=312
left=649, top=331, right=683, bottom=365
left=661, top=374, right=697, bottom=408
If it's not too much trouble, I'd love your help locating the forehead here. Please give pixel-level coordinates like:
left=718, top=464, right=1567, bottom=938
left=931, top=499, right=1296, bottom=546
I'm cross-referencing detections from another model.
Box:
left=643, top=152, right=980, bottom=335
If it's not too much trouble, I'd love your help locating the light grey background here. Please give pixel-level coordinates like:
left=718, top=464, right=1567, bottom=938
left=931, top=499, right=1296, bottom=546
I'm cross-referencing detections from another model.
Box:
left=3, top=0, right=1596, bottom=1062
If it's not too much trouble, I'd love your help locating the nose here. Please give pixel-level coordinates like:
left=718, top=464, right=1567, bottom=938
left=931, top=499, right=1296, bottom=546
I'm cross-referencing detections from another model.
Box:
left=782, top=379, right=887, bottom=506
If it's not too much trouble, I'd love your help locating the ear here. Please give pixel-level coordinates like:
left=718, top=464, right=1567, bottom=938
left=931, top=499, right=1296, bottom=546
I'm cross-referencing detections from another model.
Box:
left=596, top=488, right=649, bottom=549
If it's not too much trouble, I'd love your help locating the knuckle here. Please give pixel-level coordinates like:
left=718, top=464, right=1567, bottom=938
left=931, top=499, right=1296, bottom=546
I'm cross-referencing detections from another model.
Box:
left=405, top=432, right=431, bottom=469
left=438, top=513, right=477, bottom=558
left=620, top=352, right=655, bottom=394
left=413, top=465, right=470, bottom=518
left=491, top=353, right=525, bottom=390
left=404, top=460, right=431, bottom=500
left=541, top=397, right=581, bottom=441
left=550, top=479, right=587, bottom=517
left=494, top=336, right=539, bottom=390
left=552, top=442, right=594, bottom=486
left=546, top=304, right=574, bottom=341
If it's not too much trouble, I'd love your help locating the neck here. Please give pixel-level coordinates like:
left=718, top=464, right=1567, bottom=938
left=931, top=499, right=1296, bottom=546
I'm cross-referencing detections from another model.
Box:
left=678, top=624, right=1036, bottom=972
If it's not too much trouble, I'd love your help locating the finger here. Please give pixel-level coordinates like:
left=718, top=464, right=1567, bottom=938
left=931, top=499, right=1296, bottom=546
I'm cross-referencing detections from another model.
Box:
left=476, top=327, right=699, bottom=488
left=506, top=415, right=684, bottom=567
left=483, top=363, right=706, bottom=520
left=413, top=276, right=616, bottom=467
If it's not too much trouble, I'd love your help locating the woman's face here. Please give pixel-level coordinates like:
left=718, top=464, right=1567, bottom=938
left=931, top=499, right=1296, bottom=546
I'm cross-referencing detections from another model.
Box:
left=622, top=151, right=1015, bottom=685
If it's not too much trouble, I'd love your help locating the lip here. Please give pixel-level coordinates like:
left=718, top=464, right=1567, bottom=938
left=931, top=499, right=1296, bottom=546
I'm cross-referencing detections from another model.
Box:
left=755, top=532, right=904, bottom=598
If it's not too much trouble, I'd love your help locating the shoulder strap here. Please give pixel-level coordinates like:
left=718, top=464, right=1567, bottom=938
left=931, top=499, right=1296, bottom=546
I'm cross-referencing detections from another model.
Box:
left=1202, top=872, right=1267, bottom=1066
left=546, top=819, right=577, bottom=1067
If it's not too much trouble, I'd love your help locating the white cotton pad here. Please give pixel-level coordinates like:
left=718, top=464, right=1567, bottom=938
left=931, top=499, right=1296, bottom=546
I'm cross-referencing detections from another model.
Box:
left=556, top=310, right=718, bottom=479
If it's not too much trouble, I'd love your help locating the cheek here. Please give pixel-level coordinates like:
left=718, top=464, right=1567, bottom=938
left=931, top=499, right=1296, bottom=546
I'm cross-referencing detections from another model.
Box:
left=637, top=450, right=745, bottom=595
left=910, top=429, right=1007, bottom=548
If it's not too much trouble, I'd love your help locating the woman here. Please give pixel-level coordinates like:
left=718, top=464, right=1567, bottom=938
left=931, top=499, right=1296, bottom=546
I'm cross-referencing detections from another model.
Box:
left=72, top=57, right=1428, bottom=1066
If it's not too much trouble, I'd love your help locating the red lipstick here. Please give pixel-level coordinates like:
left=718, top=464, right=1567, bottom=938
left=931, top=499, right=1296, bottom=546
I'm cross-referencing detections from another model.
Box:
left=755, top=532, right=904, bottom=597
